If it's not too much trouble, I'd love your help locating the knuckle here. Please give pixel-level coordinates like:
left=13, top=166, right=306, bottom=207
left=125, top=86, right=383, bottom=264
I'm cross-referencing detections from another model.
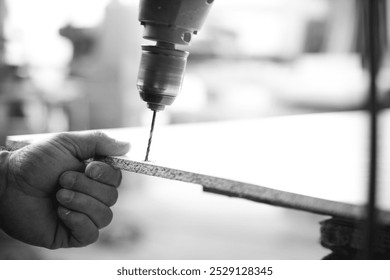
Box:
left=52, top=132, right=68, bottom=141
left=107, top=189, right=119, bottom=206
left=86, top=230, right=99, bottom=245
left=71, top=212, right=89, bottom=226
left=71, top=172, right=83, bottom=187
left=78, top=229, right=99, bottom=247
left=52, top=132, right=83, bottom=158
left=99, top=208, right=113, bottom=228
left=92, top=131, right=107, bottom=139
left=109, top=168, right=123, bottom=187
left=99, top=162, right=113, bottom=176
left=64, top=212, right=100, bottom=247
left=115, top=170, right=123, bottom=187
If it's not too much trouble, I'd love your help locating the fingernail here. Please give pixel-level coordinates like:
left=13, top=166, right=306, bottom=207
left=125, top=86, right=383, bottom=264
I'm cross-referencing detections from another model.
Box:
left=57, top=189, right=75, bottom=203
left=60, top=173, right=75, bottom=189
left=89, top=165, right=101, bottom=179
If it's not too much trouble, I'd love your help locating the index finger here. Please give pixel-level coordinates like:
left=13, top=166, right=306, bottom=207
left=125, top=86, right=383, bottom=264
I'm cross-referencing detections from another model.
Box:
left=85, top=161, right=122, bottom=187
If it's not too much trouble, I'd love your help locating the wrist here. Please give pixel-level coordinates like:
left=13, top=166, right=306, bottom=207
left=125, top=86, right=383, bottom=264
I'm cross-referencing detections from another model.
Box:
left=0, top=151, right=11, bottom=202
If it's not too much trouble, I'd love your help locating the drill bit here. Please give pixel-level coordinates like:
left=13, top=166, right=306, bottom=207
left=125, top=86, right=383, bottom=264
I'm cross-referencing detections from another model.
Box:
left=144, top=110, right=157, bottom=161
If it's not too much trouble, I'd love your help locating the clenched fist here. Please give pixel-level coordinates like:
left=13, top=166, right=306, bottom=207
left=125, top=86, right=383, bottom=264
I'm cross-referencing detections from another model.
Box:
left=0, top=131, right=130, bottom=249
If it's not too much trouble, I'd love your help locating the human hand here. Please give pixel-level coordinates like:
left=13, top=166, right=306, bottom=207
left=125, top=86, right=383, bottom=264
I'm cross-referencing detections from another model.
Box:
left=0, top=131, right=130, bottom=249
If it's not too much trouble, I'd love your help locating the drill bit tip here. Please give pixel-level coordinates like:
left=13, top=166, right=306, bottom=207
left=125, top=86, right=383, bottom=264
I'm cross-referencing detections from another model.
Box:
left=144, top=110, right=157, bottom=162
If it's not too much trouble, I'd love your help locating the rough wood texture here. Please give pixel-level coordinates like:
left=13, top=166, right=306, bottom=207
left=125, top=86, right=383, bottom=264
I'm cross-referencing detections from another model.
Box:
left=98, top=156, right=390, bottom=224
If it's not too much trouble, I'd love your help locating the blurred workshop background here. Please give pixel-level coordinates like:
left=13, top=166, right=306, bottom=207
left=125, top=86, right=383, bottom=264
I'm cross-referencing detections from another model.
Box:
left=0, top=0, right=389, bottom=259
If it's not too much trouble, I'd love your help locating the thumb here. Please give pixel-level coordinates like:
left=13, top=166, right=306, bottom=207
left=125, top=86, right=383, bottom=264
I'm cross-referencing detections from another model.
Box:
left=55, top=131, right=130, bottom=160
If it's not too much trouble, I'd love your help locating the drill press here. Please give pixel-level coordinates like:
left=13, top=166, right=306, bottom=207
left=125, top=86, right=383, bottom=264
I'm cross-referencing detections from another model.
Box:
left=137, top=0, right=214, bottom=161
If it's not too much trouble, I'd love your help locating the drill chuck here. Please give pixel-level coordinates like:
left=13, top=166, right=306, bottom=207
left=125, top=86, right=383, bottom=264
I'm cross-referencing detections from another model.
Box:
left=137, top=45, right=189, bottom=111
left=137, top=0, right=213, bottom=111
left=137, top=0, right=213, bottom=160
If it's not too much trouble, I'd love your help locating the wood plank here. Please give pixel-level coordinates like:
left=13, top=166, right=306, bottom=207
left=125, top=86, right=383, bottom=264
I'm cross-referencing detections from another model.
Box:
left=98, top=156, right=390, bottom=224
left=2, top=141, right=384, bottom=222
left=1, top=141, right=382, bottom=225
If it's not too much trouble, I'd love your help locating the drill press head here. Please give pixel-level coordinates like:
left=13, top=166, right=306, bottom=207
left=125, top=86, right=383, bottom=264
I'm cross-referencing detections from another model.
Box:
left=137, top=0, right=214, bottom=111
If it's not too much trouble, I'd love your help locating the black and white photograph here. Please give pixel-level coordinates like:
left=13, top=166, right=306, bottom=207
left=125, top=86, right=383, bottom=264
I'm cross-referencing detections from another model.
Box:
left=0, top=0, right=389, bottom=278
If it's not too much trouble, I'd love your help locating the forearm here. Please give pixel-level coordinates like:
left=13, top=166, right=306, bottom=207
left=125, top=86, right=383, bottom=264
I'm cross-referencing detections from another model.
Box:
left=0, top=150, right=11, bottom=203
